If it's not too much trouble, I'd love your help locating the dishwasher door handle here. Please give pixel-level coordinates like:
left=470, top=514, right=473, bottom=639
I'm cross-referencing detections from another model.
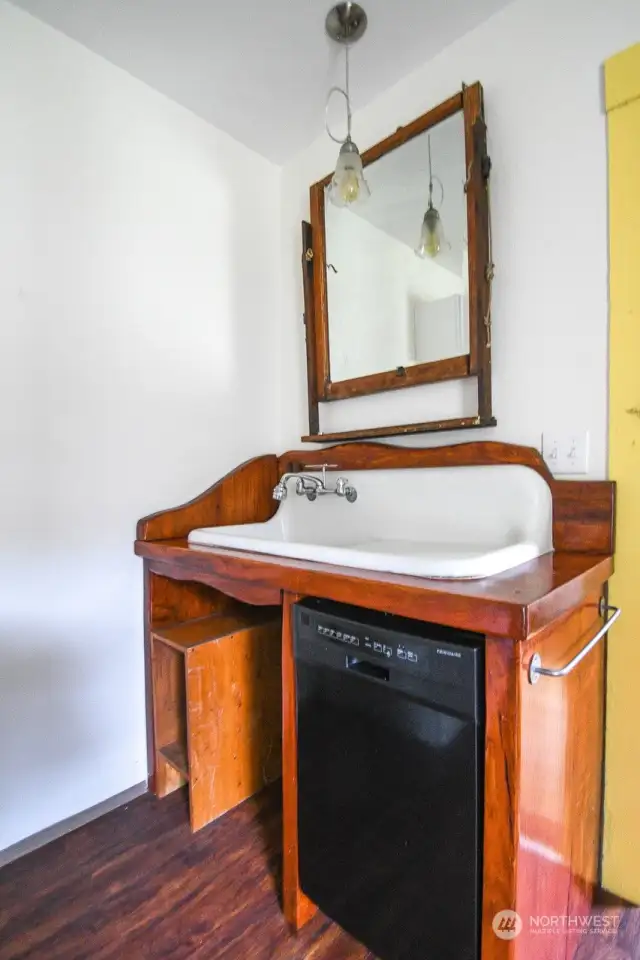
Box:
left=528, top=599, right=621, bottom=684
left=346, top=655, right=390, bottom=682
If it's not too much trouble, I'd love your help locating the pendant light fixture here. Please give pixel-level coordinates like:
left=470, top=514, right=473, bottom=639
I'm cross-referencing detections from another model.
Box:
left=325, top=3, right=370, bottom=207
left=415, top=135, right=445, bottom=259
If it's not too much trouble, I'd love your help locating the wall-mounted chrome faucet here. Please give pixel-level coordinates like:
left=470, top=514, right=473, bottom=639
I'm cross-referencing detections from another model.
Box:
left=272, top=463, right=357, bottom=503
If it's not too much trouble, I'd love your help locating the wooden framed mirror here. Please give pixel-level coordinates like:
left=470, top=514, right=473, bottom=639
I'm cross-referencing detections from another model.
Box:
left=301, top=82, right=495, bottom=442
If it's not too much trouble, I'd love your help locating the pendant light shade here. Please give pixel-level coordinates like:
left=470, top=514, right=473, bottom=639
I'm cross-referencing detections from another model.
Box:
left=415, top=206, right=445, bottom=259
left=329, top=139, right=371, bottom=207
left=415, top=135, right=445, bottom=258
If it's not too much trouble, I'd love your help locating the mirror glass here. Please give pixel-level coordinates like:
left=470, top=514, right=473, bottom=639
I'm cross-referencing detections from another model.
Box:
left=325, top=111, right=469, bottom=383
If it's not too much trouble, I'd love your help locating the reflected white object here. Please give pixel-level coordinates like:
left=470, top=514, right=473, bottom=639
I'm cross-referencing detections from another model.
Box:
left=411, top=294, right=467, bottom=364
left=188, top=465, right=553, bottom=580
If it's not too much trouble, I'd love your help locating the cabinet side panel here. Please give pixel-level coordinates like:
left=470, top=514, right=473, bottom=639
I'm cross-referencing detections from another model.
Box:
left=137, top=454, right=280, bottom=541
left=282, top=592, right=318, bottom=931
left=151, top=639, right=187, bottom=798
left=186, top=620, right=282, bottom=832
left=482, top=636, right=520, bottom=960
left=515, top=594, right=605, bottom=959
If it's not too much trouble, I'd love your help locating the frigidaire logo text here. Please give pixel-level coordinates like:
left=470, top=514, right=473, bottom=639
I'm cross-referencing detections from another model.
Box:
left=436, top=648, right=462, bottom=658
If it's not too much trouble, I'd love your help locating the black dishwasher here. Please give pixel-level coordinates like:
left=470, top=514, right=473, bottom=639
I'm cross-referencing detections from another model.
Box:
left=294, top=598, right=484, bottom=960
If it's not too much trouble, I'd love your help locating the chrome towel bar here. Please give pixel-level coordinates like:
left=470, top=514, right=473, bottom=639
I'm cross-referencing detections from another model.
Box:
left=528, top=598, right=621, bottom=684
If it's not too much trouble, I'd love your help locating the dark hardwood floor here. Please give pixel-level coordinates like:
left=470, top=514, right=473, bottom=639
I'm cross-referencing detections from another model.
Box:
left=0, top=784, right=373, bottom=960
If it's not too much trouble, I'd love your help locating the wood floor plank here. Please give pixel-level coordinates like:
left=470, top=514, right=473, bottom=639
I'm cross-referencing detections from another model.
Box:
left=0, top=785, right=373, bottom=960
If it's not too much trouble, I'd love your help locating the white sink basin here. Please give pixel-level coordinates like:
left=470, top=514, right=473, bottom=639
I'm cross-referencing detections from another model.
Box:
left=188, top=465, right=553, bottom=580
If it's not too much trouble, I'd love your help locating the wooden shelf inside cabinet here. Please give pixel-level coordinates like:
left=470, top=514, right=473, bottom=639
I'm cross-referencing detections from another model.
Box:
left=151, top=608, right=279, bottom=652
left=150, top=609, right=283, bottom=832
left=158, top=740, right=189, bottom=779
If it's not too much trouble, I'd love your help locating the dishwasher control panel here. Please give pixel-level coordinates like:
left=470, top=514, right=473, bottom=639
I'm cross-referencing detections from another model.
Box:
left=316, top=622, right=398, bottom=658
left=295, top=597, right=484, bottom=719
left=316, top=621, right=416, bottom=662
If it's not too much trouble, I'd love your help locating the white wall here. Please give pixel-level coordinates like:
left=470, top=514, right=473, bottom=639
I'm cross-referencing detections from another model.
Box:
left=280, top=0, right=640, bottom=472
left=0, top=2, right=282, bottom=852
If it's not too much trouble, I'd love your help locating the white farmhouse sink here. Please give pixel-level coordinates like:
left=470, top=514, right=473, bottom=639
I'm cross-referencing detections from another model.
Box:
left=188, top=465, right=553, bottom=580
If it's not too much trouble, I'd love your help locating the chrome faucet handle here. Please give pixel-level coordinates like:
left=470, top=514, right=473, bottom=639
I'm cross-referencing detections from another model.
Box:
left=335, top=477, right=358, bottom=502
left=296, top=476, right=323, bottom=496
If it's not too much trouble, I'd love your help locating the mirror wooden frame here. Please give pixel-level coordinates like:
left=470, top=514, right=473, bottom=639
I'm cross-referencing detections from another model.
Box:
left=301, top=81, right=495, bottom=443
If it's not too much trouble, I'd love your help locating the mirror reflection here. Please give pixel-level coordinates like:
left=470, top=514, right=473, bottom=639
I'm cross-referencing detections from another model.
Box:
left=325, top=111, right=469, bottom=383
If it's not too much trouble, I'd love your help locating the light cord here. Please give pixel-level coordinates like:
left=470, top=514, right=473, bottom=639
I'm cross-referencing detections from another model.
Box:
left=345, top=46, right=352, bottom=139
left=325, top=45, right=353, bottom=144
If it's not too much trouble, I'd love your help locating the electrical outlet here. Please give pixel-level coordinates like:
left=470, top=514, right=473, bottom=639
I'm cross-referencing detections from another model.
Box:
left=542, top=432, right=589, bottom=475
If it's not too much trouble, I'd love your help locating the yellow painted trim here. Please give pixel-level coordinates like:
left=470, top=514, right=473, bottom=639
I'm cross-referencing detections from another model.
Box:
left=603, top=39, right=640, bottom=905
left=605, top=41, right=640, bottom=113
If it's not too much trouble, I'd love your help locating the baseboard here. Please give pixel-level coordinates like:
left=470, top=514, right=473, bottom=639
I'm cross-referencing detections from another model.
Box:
left=595, top=885, right=639, bottom=909
left=0, top=781, right=148, bottom=869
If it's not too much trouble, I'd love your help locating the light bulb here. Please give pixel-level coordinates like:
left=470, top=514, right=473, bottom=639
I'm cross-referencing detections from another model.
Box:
left=338, top=168, right=361, bottom=204
left=415, top=206, right=445, bottom=259
left=329, top=139, right=370, bottom=208
left=423, top=228, right=441, bottom=258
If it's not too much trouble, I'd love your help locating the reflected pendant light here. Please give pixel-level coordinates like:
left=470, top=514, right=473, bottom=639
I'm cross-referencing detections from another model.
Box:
left=325, top=3, right=371, bottom=207
left=415, top=135, right=445, bottom=258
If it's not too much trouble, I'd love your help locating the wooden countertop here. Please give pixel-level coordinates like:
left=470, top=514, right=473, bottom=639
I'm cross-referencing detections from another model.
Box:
left=135, top=537, right=613, bottom=642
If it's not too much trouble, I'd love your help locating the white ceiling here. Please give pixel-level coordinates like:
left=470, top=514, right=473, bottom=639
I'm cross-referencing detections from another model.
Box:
left=9, top=0, right=510, bottom=163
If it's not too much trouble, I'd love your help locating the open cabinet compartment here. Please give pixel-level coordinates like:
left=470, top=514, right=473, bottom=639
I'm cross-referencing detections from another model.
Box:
left=150, top=601, right=283, bottom=832
left=152, top=639, right=189, bottom=781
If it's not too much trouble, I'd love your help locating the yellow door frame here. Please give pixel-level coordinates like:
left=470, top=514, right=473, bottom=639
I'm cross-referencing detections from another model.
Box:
left=603, top=41, right=640, bottom=904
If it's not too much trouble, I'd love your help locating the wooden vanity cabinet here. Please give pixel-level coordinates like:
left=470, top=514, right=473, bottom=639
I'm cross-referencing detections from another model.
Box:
left=135, top=441, right=615, bottom=960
